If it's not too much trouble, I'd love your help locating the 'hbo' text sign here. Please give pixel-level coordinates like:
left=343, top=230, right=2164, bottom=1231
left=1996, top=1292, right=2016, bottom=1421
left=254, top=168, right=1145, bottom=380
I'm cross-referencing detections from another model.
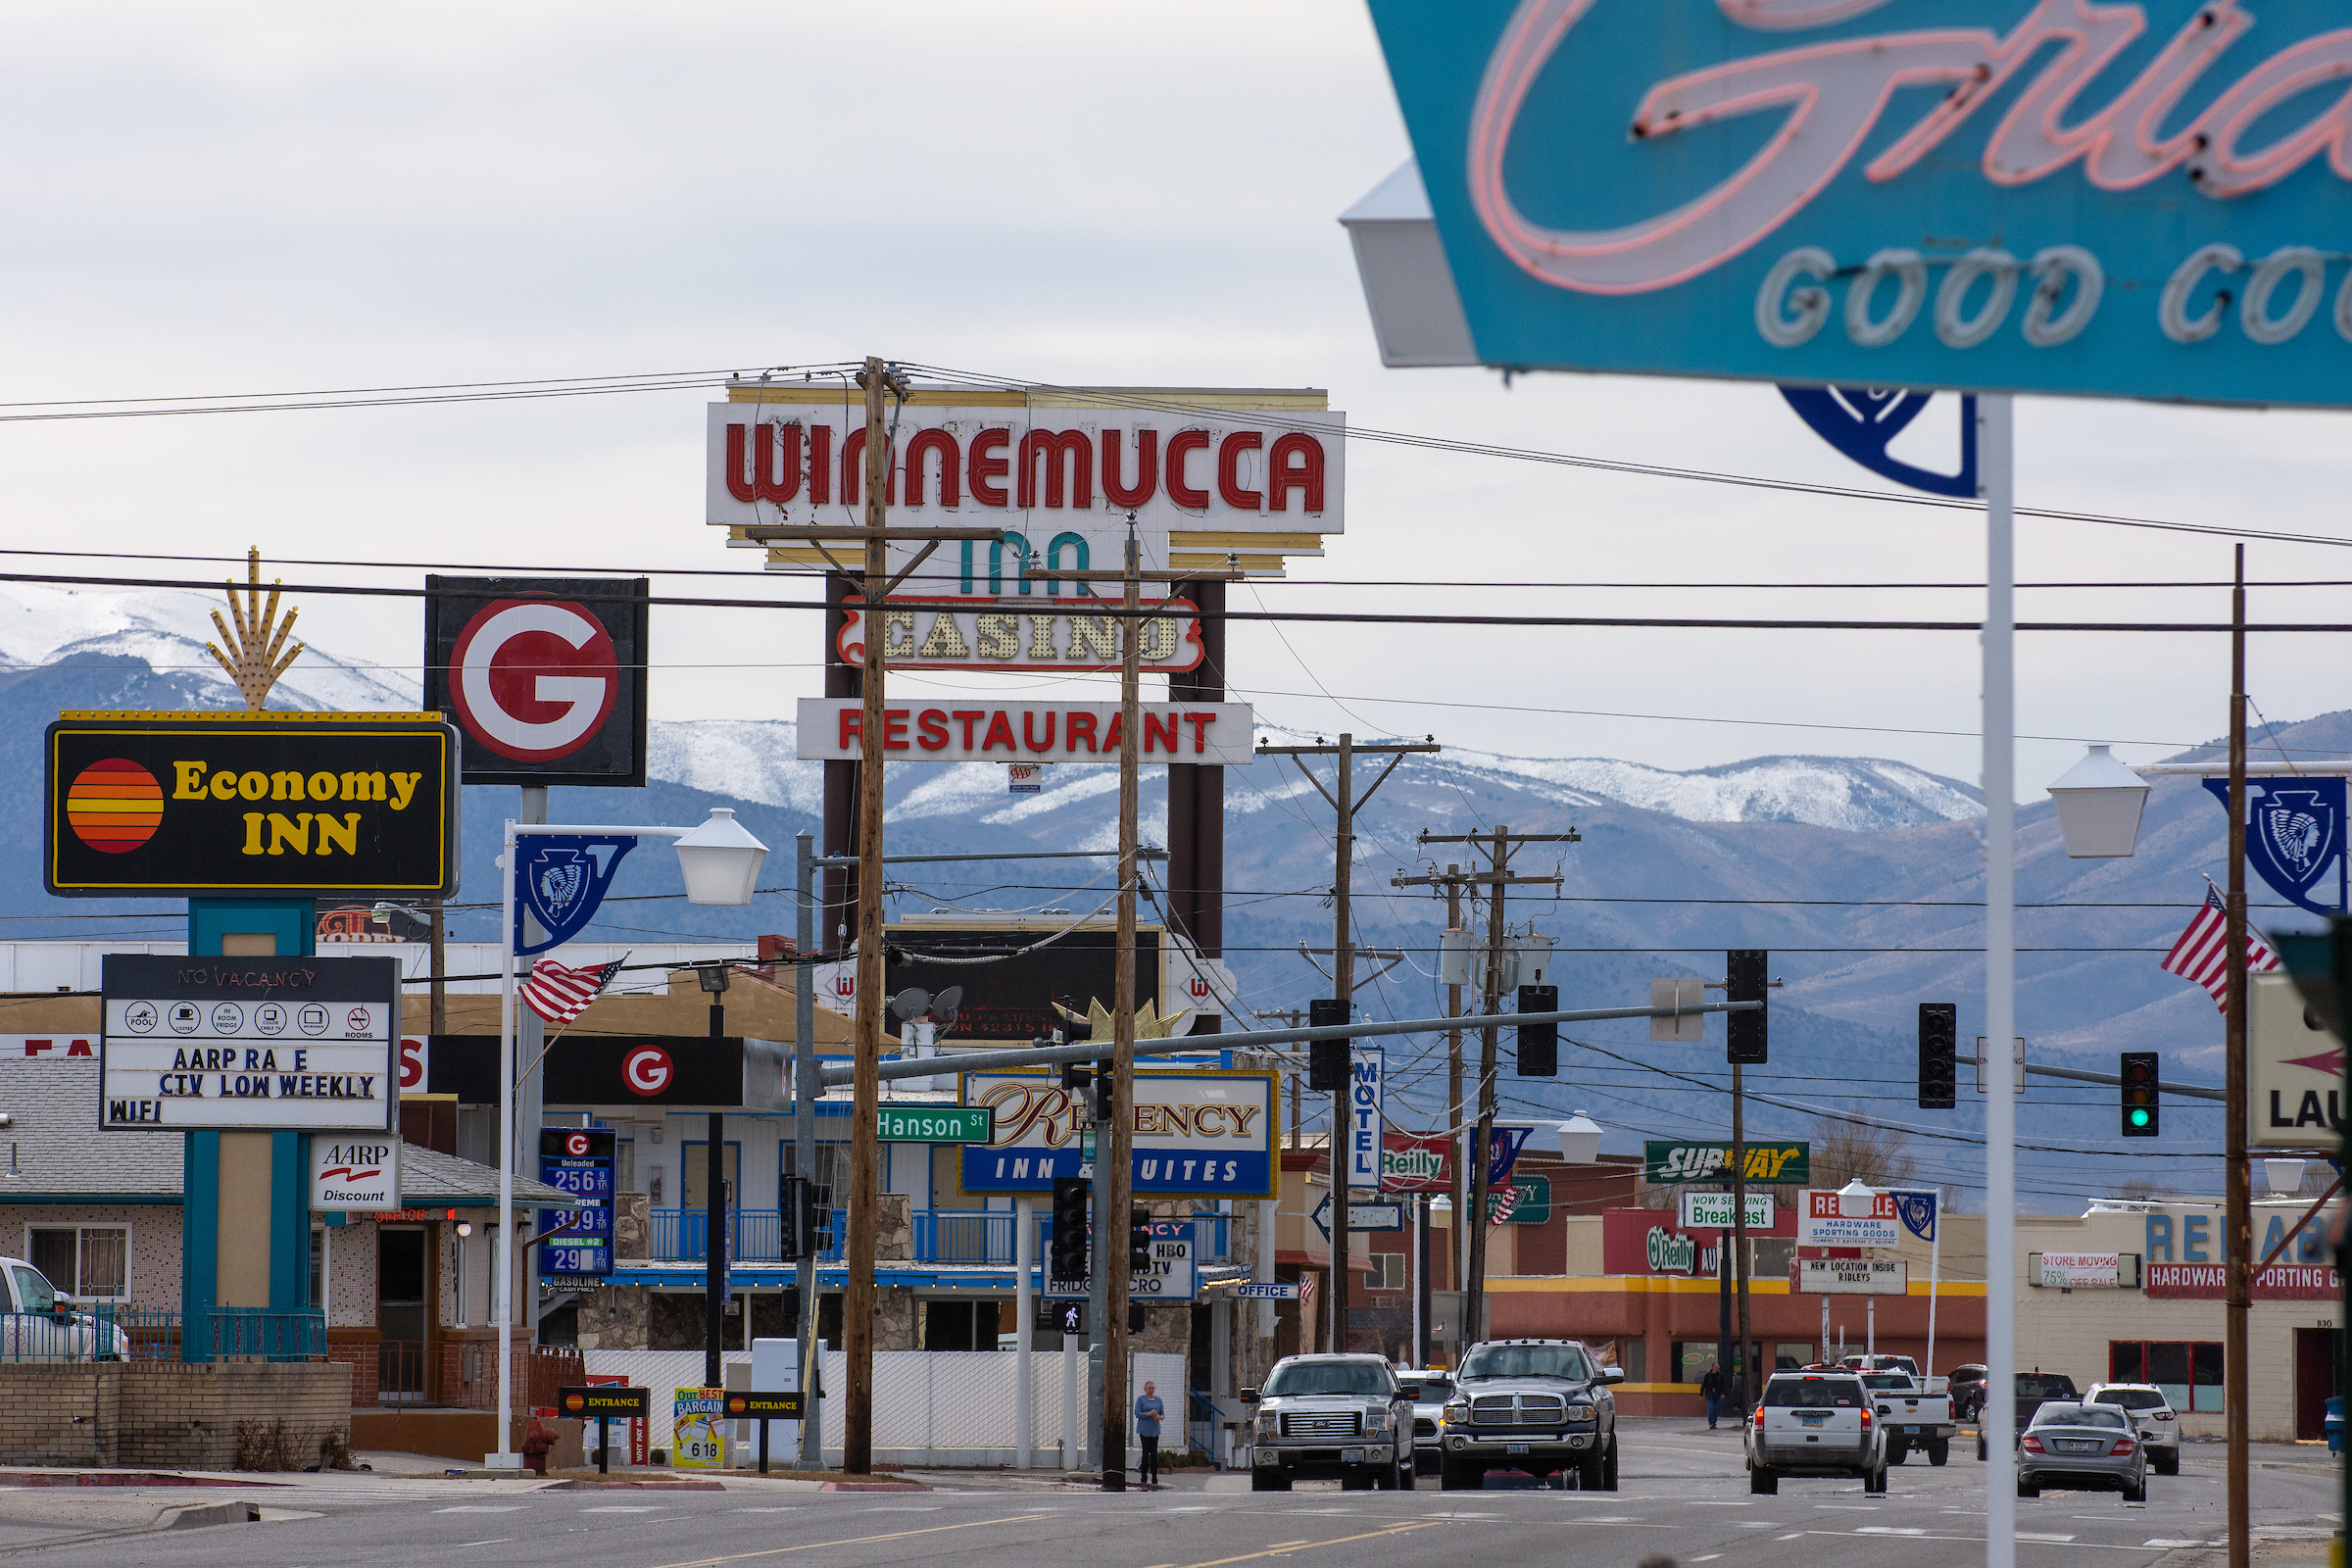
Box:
left=1370, top=1, right=2352, bottom=410
left=101, top=954, right=397, bottom=1131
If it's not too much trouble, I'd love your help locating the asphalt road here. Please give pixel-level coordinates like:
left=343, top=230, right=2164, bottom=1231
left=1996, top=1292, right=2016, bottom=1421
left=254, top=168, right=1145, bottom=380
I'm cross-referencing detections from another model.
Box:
left=10, top=1421, right=2337, bottom=1567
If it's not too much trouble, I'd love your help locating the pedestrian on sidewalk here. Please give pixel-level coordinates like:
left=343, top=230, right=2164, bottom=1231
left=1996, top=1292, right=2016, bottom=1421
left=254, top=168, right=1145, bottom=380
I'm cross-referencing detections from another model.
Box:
left=1135, top=1381, right=1165, bottom=1489
left=1699, top=1361, right=1724, bottom=1430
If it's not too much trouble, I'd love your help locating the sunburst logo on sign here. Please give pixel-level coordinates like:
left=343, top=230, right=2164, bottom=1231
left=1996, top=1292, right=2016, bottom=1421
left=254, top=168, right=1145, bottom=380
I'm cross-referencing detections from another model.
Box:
left=66, top=759, right=165, bottom=855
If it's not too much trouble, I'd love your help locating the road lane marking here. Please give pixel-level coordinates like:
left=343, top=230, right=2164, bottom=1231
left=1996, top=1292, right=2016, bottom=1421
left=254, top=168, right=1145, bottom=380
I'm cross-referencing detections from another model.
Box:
left=2144, top=1542, right=2208, bottom=1548
left=436, top=1505, right=527, bottom=1513
left=647, top=1513, right=1053, bottom=1568
left=580, top=1506, right=663, bottom=1513
left=1777, top=1534, right=1805, bottom=1541
left=1178, top=1522, right=1440, bottom=1568
left=2017, top=1533, right=2077, bottom=1543
left=1857, top=1527, right=1927, bottom=1535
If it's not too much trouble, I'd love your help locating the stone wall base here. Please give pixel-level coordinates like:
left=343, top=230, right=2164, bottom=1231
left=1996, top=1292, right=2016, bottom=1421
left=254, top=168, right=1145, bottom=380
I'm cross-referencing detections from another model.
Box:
left=0, top=1361, right=353, bottom=1471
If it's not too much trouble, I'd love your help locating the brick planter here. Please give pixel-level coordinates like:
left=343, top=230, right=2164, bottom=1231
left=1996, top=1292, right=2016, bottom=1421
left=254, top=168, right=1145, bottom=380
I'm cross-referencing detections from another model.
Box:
left=0, top=1361, right=353, bottom=1470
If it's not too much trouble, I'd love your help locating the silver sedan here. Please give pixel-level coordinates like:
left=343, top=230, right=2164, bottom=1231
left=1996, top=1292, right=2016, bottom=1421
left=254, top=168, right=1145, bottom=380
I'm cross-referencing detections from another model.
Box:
left=2016, top=1403, right=2147, bottom=1500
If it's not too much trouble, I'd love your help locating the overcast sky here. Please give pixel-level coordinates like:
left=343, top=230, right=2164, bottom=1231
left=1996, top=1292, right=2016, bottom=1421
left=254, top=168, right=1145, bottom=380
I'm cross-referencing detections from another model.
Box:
left=4, top=1, right=2347, bottom=802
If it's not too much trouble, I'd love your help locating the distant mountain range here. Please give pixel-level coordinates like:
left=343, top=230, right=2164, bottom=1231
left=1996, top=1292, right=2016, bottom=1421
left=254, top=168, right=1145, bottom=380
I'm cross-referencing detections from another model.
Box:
left=2, top=584, right=2312, bottom=1209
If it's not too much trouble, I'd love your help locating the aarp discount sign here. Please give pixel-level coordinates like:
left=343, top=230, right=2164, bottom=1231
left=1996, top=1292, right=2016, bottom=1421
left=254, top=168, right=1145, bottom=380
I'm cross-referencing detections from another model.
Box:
left=425, top=577, right=650, bottom=786
left=1365, top=1, right=2352, bottom=409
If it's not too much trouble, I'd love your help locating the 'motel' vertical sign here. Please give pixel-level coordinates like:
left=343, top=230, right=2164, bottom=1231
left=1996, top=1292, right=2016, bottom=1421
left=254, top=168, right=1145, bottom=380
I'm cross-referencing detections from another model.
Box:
left=539, top=1128, right=615, bottom=1280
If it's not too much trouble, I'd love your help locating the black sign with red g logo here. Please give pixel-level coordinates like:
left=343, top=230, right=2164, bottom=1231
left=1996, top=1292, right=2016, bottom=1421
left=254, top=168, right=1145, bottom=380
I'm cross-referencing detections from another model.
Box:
left=424, top=576, right=649, bottom=787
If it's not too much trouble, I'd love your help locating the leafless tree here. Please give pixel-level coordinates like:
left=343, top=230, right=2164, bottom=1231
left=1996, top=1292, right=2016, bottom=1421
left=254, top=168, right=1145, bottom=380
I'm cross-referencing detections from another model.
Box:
left=1807, top=1115, right=1918, bottom=1192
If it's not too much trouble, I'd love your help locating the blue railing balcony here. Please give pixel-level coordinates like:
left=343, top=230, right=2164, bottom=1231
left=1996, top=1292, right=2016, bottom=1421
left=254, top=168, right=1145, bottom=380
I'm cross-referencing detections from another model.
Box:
left=647, top=1208, right=1226, bottom=1267
left=651, top=1208, right=846, bottom=1264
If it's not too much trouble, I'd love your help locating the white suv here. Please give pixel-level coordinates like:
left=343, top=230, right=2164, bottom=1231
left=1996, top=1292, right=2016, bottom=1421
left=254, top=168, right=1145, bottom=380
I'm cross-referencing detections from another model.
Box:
left=2083, top=1383, right=2180, bottom=1476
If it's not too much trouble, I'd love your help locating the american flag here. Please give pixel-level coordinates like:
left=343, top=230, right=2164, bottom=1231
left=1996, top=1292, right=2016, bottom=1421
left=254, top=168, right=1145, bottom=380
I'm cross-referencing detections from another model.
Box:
left=519, top=956, right=625, bottom=1026
left=2160, top=886, right=2278, bottom=1011
left=1486, top=1184, right=1522, bottom=1225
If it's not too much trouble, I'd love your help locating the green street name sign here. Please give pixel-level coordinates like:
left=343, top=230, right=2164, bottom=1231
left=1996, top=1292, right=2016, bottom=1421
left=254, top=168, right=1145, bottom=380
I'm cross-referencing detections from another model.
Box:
left=1642, top=1141, right=1809, bottom=1186
left=877, top=1105, right=995, bottom=1144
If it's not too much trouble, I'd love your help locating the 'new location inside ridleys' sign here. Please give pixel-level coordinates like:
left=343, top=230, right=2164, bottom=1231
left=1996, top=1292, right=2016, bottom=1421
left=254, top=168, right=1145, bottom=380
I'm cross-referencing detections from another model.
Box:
left=46, top=713, right=459, bottom=897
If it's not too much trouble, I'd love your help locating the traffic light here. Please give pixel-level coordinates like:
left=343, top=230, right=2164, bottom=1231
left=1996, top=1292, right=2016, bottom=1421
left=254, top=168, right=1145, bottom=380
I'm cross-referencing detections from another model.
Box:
left=1516, top=984, right=1558, bottom=1076
left=1917, top=1003, right=1957, bottom=1109
left=1056, top=1300, right=1085, bottom=1336
left=2121, top=1052, right=2159, bottom=1138
left=1308, top=997, right=1350, bottom=1091
left=1050, top=1177, right=1091, bottom=1280
left=1063, top=1059, right=1112, bottom=1120
left=781, top=1175, right=819, bottom=1261
left=1726, top=950, right=1768, bottom=1064
left=1129, top=1205, right=1152, bottom=1271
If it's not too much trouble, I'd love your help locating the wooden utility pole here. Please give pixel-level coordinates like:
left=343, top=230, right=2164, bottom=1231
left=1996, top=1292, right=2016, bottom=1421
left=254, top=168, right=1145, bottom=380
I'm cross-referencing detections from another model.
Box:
left=1259, top=734, right=1438, bottom=1354
left=1102, top=527, right=1143, bottom=1492
left=2225, top=544, right=2250, bottom=1568
left=1389, top=866, right=1471, bottom=1332
left=1732, top=1059, right=1753, bottom=1410
left=1403, top=829, right=1574, bottom=1343
left=741, top=358, right=1003, bottom=1476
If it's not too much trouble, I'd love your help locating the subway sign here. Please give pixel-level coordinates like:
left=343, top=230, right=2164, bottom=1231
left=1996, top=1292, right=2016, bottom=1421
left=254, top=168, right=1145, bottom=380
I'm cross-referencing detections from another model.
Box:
left=45, top=712, right=460, bottom=897
left=1642, top=1140, right=1809, bottom=1185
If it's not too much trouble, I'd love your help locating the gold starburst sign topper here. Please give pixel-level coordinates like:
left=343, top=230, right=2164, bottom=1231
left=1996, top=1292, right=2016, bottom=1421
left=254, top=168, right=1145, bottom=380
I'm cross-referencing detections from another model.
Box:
left=206, top=548, right=306, bottom=710
left=1054, top=997, right=1192, bottom=1042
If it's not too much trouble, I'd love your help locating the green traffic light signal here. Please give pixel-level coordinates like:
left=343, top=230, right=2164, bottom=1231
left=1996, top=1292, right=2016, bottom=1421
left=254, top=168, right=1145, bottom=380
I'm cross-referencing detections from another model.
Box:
left=2130, top=1107, right=2150, bottom=1128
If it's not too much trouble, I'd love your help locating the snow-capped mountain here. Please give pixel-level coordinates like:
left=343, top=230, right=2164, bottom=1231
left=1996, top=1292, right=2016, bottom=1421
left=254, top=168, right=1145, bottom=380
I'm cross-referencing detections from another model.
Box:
left=643, top=716, right=1982, bottom=836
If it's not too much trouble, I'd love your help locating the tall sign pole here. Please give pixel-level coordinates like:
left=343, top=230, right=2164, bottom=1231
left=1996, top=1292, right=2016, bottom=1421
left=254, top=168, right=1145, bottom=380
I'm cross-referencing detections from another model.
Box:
left=1331, top=735, right=1353, bottom=1351
left=844, top=358, right=889, bottom=1475
left=1102, top=526, right=1143, bottom=1491
left=1981, top=394, right=2018, bottom=1568
left=2225, top=546, right=2251, bottom=1568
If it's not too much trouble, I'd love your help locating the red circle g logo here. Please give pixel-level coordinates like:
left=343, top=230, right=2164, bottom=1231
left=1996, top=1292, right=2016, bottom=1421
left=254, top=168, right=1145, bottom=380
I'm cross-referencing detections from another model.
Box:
left=565, top=1132, right=591, bottom=1156
left=622, top=1045, right=673, bottom=1097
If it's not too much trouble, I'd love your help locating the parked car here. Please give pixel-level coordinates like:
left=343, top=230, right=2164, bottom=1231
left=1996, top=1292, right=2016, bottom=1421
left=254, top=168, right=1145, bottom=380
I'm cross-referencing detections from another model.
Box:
left=2016, top=1401, right=2147, bottom=1500
left=1242, top=1354, right=1412, bottom=1492
left=1841, top=1353, right=1921, bottom=1379
left=1859, top=1371, right=1956, bottom=1466
left=1394, top=1368, right=1455, bottom=1472
left=1946, top=1364, right=1988, bottom=1421
left=1437, top=1338, right=1621, bottom=1492
left=0, top=1258, right=128, bottom=1362
left=2085, top=1383, right=2181, bottom=1476
left=1979, top=1372, right=2083, bottom=1458
left=1745, top=1370, right=1887, bottom=1495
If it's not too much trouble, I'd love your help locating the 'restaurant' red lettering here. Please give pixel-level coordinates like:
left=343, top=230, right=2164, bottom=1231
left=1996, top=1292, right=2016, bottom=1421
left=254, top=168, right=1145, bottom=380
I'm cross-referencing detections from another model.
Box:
left=1102, top=711, right=1124, bottom=751
left=1164, top=431, right=1211, bottom=509
left=1102, top=430, right=1157, bottom=509
left=838, top=710, right=862, bottom=749
left=968, top=429, right=1011, bottom=508
left=1144, top=712, right=1179, bottom=754
left=1216, top=432, right=1262, bottom=512
left=1268, top=433, right=1324, bottom=513
left=1065, top=711, right=1100, bottom=753
left=1183, top=711, right=1217, bottom=753
left=1023, top=710, right=1056, bottom=752
left=916, top=710, right=950, bottom=751
left=952, top=710, right=985, bottom=749
left=882, top=709, right=910, bottom=751
left=981, top=710, right=1018, bottom=752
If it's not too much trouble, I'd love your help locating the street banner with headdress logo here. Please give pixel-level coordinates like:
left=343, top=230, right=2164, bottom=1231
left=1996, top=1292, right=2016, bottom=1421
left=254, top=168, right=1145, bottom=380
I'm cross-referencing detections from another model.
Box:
left=2206, top=777, right=2347, bottom=917
left=514, top=835, right=638, bottom=955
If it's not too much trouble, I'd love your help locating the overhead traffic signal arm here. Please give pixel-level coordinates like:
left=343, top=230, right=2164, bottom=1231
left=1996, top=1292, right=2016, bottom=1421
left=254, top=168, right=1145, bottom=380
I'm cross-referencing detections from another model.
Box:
left=1307, top=998, right=1350, bottom=1091
left=1918, top=1003, right=1958, bottom=1109
left=1722, top=951, right=1779, bottom=1065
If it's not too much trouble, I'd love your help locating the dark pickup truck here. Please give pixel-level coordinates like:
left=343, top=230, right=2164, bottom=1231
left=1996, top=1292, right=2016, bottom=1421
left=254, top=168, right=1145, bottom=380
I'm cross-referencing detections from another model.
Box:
left=1976, top=1372, right=2081, bottom=1458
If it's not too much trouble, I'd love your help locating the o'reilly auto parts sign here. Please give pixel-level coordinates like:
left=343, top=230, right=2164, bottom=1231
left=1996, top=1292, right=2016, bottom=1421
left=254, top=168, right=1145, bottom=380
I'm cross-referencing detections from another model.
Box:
left=1643, top=1140, right=1808, bottom=1186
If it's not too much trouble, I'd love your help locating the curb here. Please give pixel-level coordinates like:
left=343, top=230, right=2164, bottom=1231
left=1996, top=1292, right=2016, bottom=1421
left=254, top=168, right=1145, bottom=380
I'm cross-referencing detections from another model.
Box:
left=544, top=1479, right=726, bottom=1492
left=162, top=1500, right=261, bottom=1531
left=0, top=1471, right=286, bottom=1490
left=819, top=1481, right=933, bottom=1493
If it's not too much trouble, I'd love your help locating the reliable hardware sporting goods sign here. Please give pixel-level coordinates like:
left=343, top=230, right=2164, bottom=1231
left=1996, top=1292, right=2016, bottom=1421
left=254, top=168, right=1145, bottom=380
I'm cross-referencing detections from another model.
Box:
left=1366, top=0, right=2352, bottom=409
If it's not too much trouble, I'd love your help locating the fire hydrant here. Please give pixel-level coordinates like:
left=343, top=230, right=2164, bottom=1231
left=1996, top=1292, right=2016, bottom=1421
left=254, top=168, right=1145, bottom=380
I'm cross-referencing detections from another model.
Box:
left=522, top=1416, right=554, bottom=1476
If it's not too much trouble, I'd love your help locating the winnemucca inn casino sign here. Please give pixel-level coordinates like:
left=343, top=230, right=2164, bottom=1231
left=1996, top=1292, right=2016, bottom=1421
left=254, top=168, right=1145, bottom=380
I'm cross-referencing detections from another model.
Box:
left=46, top=712, right=460, bottom=898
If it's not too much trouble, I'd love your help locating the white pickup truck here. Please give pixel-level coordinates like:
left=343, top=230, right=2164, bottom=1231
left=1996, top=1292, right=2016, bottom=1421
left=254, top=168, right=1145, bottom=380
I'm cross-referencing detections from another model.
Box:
left=1746, top=1370, right=1887, bottom=1495
left=0, top=1257, right=129, bottom=1362
left=1859, top=1370, right=1956, bottom=1466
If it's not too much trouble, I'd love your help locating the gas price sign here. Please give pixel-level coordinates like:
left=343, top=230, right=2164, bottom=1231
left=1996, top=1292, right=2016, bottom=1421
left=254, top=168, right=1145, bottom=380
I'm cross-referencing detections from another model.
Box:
left=539, top=1127, right=615, bottom=1281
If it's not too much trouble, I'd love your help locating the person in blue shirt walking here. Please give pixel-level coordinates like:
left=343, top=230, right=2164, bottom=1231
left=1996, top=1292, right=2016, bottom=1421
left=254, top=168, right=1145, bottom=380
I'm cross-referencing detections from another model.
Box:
left=1135, top=1381, right=1165, bottom=1489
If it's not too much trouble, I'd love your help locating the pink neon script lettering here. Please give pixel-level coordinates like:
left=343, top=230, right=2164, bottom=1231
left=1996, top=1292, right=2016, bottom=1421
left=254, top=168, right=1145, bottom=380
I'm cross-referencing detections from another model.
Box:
left=1465, top=0, right=2352, bottom=297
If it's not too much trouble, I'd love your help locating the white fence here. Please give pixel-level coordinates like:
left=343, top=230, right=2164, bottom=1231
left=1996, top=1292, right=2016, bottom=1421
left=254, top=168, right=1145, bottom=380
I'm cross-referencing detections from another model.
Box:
left=583, top=1346, right=1186, bottom=1469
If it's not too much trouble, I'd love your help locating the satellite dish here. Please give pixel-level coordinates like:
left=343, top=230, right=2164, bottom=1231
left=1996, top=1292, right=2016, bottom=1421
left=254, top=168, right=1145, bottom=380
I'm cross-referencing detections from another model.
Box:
left=890, top=987, right=931, bottom=1022
left=930, top=986, right=964, bottom=1023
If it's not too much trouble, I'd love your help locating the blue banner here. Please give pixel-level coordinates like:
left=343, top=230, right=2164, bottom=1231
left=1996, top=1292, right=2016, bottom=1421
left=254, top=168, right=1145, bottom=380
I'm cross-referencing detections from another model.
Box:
left=1892, top=1190, right=1938, bottom=1244
left=2203, top=777, right=2347, bottom=916
left=1365, top=1, right=2352, bottom=410
left=514, top=835, right=636, bottom=956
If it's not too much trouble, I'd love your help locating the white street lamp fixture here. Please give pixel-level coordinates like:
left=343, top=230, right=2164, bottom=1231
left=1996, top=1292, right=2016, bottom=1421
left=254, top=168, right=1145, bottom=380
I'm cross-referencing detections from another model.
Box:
left=674, top=808, right=769, bottom=906
left=1837, top=1177, right=1879, bottom=1219
left=2263, top=1158, right=2308, bottom=1197
left=2046, top=744, right=2152, bottom=858
left=1556, top=1111, right=1603, bottom=1165
left=1430, top=1195, right=1452, bottom=1212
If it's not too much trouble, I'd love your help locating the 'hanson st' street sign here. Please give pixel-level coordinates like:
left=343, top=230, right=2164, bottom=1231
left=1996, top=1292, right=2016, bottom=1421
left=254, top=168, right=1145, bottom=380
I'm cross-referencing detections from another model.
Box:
left=877, top=1105, right=994, bottom=1144
left=1362, top=1, right=2352, bottom=410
